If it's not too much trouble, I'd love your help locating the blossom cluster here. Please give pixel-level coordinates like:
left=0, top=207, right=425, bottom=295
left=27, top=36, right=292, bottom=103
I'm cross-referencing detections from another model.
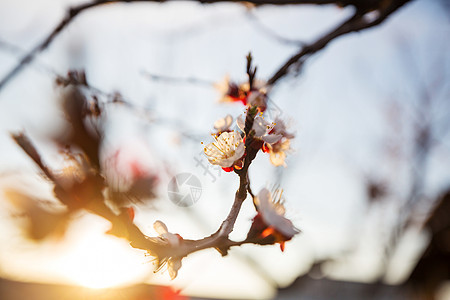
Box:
left=215, top=75, right=269, bottom=111
left=9, top=68, right=299, bottom=282
left=202, top=73, right=299, bottom=253
left=247, top=188, right=299, bottom=251
left=204, top=78, right=295, bottom=170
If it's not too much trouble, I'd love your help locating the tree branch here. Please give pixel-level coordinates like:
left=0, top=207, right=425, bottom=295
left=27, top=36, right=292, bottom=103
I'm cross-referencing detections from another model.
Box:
left=267, top=0, right=412, bottom=85
left=2, top=0, right=413, bottom=277
left=0, top=0, right=401, bottom=92
left=246, top=10, right=306, bottom=46
left=140, top=70, right=214, bottom=86
left=11, top=132, right=160, bottom=250
left=10, top=98, right=260, bottom=263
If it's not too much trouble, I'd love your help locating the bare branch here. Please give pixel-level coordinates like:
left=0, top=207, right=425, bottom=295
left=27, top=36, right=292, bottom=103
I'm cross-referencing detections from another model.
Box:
left=11, top=133, right=55, bottom=181
left=267, top=0, right=412, bottom=85
left=141, top=70, right=214, bottom=86
left=12, top=131, right=163, bottom=251
left=10, top=99, right=261, bottom=265
left=0, top=0, right=402, bottom=92
left=246, top=10, right=306, bottom=46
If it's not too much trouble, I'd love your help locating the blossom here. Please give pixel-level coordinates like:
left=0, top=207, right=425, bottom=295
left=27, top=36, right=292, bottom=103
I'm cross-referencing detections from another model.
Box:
left=248, top=188, right=299, bottom=251
left=241, top=80, right=269, bottom=110
left=204, top=131, right=245, bottom=168
left=215, top=76, right=268, bottom=109
left=239, top=79, right=268, bottom=95
left=266, top=118, right=295, bottom=167
left=153, top=220, right=183, bottom=280
left=215, top=75, right=247, bottom=104
left=236, top=115, right=282, bottom=144
left=247, top=90, right=268, bottom=111
left=267, top=139, right=291, bottom=167
left=236, top=114, right=294, bottom=167
left=213, top=114, right=233, bottom=133
left=271, top=117, right=295, bottom=139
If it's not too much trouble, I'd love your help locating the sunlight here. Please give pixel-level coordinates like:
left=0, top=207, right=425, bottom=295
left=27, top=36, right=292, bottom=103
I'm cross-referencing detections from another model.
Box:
left=62, top=217, right=150, bottom=289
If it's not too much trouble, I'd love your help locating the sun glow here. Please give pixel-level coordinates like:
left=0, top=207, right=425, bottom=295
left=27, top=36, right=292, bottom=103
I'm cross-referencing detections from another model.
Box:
left=62, top=217, right=150, bottom=289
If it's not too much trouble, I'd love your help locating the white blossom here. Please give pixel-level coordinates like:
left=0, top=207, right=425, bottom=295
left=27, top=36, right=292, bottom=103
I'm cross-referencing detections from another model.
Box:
left=153, top=220, right=182, bottom=280
left=247, top=90, right=268, bottom=109
left=272, top=117, right=295, bottom=139
left=236, top=115, right=282, bottom=144
left=213, top=114, right=233, bottom=132
left=255, top=188, right=299, bottom=239
left=268, top=139, right=291, bottom=167
left=204, top=131, right=245, bottom=168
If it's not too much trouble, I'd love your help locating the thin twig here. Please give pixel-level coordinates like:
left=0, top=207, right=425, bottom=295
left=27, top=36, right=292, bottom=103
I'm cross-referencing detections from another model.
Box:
left=11, top=101, right=259, bottom=260
left=141, top=70, right=214, bottom=86
left=0, top=0, right=399, bottom=92
left=0, top=38, right=63, bottom=79
left=246, top=10, right=305, bottom=46
left=268, top=0, right=412, bottom=85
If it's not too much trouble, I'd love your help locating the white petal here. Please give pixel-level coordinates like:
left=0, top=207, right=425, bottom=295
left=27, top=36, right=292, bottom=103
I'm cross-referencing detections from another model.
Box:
left=262, top=134, right=282, bottom=144
left=153, top=220, right=168, bottom=235
left=253, top=116, right=271, bottom=137
left=167, top=233, right=181, bottom=246
left=270, top=151, right=287, bottom=167
left=236, top=115, right=245, bottom=133
left=256, top=188, right=271, bottom=210
left=256, top=188, right=299, bottom=238
left=234, top=140, right=245, bottom=159
left=214, top=75, right=230, bottom=95
left=273, top=118, right=296, bottom=139
left=247, top=91, right=267, bottom=108
left=168, top=258, right=182, bottom=280
left=266, top=212, right=299, bottom=238
left=204, top=131, right=244, bottom=167
left=214, top=114, right=233, bottom=131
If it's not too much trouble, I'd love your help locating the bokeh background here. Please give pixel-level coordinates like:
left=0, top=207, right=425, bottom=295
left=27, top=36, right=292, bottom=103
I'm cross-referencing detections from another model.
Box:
left=0, top=0, right=449, bottom=299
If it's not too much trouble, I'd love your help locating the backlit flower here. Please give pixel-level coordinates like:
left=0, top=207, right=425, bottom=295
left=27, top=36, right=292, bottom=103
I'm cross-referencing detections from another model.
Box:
left=215, top=76, right=268, bottom=109
left=267, top=139, right=291, bottom=167
left=239, top=79, right=268, bottom=95
left=215, top=76, right=247, bottom=104
left=237, top=115, right=282, bottom=144
left=247, top=90, right=268, bottom=111
left=153, top=220, right=183, bottom=280
left=204, top=131, right=245, bottom=168
left=248, top=188, right=299, bottom=251
left=266, top=118, right=294, bottom=167
left=271, top=118, right=295, bottom=139
left=213, top=114, right=233, bottom=133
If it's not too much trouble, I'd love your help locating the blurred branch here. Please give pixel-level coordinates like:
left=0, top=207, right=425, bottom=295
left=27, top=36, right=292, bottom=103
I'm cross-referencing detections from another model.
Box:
left=11, top=132, right=160, bottom=250
left=10, top=93, right=262, bottom=268
left=267, top=0, right=412, bottom=85
left=377, top=38, right=448, bottom=279
left=0, top=40, right=216, bottom=143
left=57, top=71, right=206, bottom=142
left=141, top=70, right=214, bottom=86
left=0, top=0, right=411, bottom=92
left=0, top=38, right=63, bottom=79
left=11, top=134, right=56, bottom=182
left=0, top=39, right=23, bottom=54
left=245, top=10, right=306, bottom=46
left=0, top=0, right=106, bottom=91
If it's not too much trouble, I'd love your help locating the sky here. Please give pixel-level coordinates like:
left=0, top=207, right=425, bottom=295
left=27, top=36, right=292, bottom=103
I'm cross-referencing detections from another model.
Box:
left=0, top=0, right=449, bottom=299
